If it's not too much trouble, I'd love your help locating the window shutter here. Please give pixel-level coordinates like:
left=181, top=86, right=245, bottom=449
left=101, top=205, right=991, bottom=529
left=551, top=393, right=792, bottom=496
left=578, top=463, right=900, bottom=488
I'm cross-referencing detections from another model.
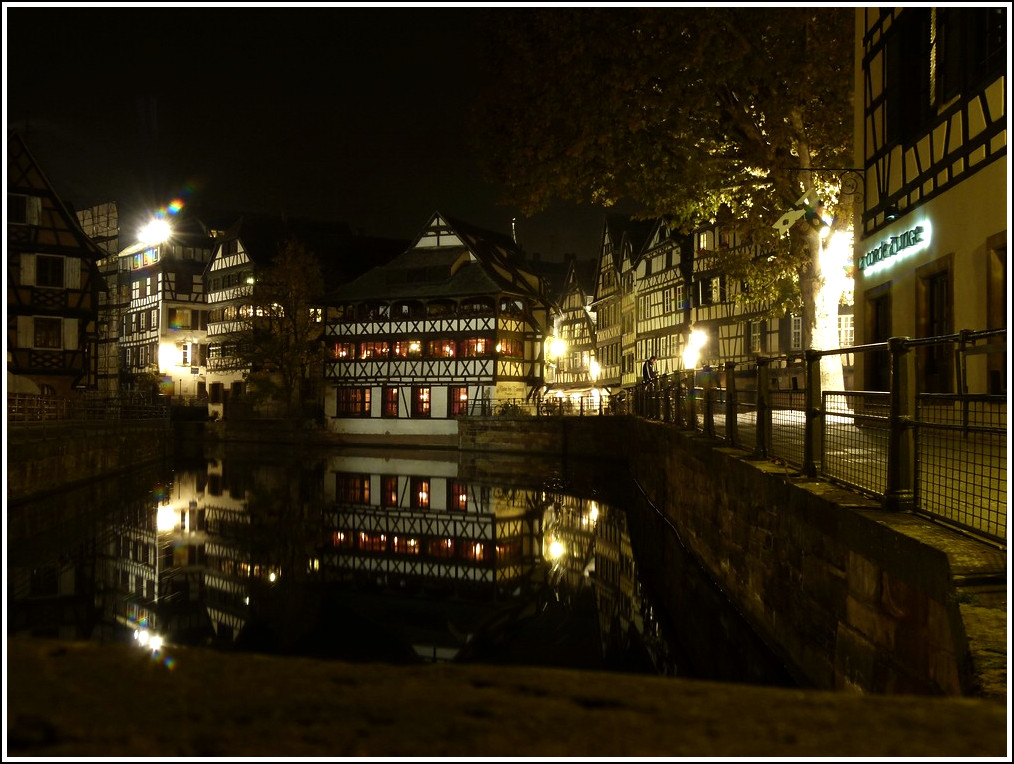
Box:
left=63, top=318, right=78, bottom=350
left=20, top=253, right=36, bottom=285
left=65, top=257, right=81, bottom=289
left=17, top=316, right=32, bottom=346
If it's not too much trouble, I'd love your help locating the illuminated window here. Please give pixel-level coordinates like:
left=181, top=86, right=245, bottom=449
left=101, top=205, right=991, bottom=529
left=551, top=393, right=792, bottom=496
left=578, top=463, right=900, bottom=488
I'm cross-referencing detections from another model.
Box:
left=449, top=386, right=468, bottom=417
left=496, top=338, right=523, bottom=357
left=459, top=338, right=489, bottom=357
left=382, top=386, right=399, bottom=417
left=412, top=386, right=430, bottom=417
left=360, top=341, right=389, bottom=359
left=411, top=477, right=430, bottom=509
left=336, top=474, right=369, bottom=503
left=336, top=387, right=371, bottom=417
left=333, top=342, right=355, bottom=360
left=425, top=339, right=456, bottom=357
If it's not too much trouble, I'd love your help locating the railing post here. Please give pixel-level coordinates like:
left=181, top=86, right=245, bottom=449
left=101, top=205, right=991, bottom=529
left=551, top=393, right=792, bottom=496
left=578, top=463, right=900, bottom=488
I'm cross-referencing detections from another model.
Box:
left=754, top=358, right=770, bottom=457
left=703, top=377, right=715, bottom=438
left=802, top=349, right=823, bottom=478
left=884, top=336, right=916, bottom=511
left=725, top=361, right=737, bottom=446
left=686, top=369, right=698, bottom=432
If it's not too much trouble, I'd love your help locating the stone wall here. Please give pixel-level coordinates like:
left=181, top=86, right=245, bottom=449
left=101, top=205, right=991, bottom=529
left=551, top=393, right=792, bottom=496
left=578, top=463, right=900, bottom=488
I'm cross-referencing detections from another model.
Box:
left=7, top=420, right=172, bottom=502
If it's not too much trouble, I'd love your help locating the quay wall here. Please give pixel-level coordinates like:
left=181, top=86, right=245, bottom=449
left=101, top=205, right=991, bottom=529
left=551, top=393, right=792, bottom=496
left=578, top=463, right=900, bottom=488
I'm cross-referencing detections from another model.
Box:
left=6, top=420, right=172, bottom=503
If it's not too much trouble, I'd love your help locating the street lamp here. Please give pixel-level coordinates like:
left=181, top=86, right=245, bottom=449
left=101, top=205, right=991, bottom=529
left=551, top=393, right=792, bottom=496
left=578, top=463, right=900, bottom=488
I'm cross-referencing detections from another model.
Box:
left=682, top=328, right=708, bottom=371
left=138, top=218, right=172, bottom=246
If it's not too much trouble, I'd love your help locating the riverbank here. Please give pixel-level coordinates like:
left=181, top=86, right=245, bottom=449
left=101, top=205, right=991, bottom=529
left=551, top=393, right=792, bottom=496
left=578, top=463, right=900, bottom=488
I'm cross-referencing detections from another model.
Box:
left=5, top=635, right=1008, bottom=758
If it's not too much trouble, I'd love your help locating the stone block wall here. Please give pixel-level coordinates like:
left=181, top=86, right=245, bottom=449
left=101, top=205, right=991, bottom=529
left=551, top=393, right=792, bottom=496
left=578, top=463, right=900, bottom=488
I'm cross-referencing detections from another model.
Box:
left=7, top=420, right=171, bottom=502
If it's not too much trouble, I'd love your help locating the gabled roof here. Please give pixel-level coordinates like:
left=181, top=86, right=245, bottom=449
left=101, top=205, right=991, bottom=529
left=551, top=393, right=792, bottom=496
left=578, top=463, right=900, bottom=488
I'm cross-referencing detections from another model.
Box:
left=553, top=255, right=598, bottom=306
left=7, top=131, right=107, bottom=261
left=600, top=212, right=657, bottom=267
left=328, top=211, right=544, bottom=303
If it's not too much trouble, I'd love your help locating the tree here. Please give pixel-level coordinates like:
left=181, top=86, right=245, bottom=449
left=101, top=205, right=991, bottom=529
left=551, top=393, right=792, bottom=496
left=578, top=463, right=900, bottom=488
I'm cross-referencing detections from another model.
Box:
left=471, top=7, right=856, bottom=388
left=239, top=236, right=327, bottom=415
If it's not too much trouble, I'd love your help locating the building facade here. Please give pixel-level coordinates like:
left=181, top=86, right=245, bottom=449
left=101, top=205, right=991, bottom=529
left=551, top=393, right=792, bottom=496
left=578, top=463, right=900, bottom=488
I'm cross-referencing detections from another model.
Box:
left=115, top=214, right=218, bottom=401
left=854, top=7, right=1006, bottom=394
left=7, top=133, right=105, bottom=396
left=323, top=212, right=553, bottom=440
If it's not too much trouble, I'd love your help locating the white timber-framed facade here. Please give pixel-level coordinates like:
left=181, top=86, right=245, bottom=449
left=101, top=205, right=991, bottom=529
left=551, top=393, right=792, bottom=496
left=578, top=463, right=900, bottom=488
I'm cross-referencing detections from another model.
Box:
left=322, top=212, right=553, bottom=442
left=854, top=7, right=1006, bottom=395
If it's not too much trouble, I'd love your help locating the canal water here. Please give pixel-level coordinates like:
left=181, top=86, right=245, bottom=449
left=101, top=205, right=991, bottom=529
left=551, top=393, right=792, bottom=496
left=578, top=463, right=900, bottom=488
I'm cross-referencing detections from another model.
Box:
left=7, top=444, right=797, bottom=687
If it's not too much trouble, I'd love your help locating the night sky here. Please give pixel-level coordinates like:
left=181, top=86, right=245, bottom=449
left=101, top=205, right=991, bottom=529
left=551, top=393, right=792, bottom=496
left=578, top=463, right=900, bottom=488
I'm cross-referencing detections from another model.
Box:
left=6, top=3, right=612, bottom=259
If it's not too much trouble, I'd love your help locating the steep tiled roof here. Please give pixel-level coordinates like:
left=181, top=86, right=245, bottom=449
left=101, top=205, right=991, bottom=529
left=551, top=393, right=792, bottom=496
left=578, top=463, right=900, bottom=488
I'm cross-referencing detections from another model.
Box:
left=328, top=212, right=543, bottom=303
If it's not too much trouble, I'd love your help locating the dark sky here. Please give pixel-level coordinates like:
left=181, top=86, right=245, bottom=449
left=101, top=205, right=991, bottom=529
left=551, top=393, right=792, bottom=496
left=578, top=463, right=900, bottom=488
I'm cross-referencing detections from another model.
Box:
left=6, top=4, right=613, bottom=259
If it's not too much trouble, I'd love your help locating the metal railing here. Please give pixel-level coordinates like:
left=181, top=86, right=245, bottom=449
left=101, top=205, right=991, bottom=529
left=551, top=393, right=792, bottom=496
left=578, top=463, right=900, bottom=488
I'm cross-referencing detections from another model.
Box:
left=627, top=330, right=1006, bottom=545
left=7, top=392, right=170, bottom=424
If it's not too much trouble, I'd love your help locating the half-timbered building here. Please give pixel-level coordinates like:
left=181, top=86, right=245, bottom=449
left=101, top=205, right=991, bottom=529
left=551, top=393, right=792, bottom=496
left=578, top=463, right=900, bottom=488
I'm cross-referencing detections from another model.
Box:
left=115, top=212, right=218, bottom=400
left=591, top=215, right=654, bottom=394
left=545, top=255, right=600, bottom=405
left=854, top=7, right=1006, bottom=394
left=323, top=212, right=552, bottom=442
left=7, top=133, right=106, bottom=396
left=633, top=220, right=691, bottom=380
left=202, top=214, right=394, bottom=420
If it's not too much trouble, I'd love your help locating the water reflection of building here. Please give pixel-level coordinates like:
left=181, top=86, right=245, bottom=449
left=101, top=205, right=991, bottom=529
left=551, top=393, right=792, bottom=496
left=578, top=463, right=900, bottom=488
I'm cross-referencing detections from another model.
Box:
left=320, top=452, right=544, bottom=594
left=542, top=493, right=674, bottom=674
left=100, top=470, right=209, bottom=642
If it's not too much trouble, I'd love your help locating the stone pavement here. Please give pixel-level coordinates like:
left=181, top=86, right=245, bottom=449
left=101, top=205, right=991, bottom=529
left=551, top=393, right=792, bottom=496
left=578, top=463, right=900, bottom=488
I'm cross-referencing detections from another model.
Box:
left=4, top=635, right=1009, bottom=758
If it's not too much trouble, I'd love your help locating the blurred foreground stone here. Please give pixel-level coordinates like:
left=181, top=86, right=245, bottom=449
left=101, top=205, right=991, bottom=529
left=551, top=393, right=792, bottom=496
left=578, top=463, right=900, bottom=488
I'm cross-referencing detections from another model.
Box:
left=5, top=636, right=1009, bottom=758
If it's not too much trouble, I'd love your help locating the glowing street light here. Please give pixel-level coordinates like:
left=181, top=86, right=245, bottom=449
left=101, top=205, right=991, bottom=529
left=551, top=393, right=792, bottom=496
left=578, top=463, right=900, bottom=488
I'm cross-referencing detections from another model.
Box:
left=682, top=328, right=708, bottom=370
left=138, top=218, right=171, bottom=246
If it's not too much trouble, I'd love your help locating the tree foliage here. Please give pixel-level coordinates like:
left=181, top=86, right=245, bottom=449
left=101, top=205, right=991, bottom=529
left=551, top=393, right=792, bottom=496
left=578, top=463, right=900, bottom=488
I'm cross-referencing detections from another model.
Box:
left=471, top=7, right=856, bottom=339
left=239, top=236, right=327, bottom=412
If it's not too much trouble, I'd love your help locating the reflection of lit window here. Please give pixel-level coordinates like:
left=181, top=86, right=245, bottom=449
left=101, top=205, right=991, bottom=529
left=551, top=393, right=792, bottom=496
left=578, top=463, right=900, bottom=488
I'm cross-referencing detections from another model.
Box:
left=381, top=475, right=398, bottom=506
left=359, top=532, right=387, bottom=552
left=428, top=538, right=454, bottom=557
left=449, top=480, right=467, bottom=510
left=392, top=536, right=420, bottom=555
